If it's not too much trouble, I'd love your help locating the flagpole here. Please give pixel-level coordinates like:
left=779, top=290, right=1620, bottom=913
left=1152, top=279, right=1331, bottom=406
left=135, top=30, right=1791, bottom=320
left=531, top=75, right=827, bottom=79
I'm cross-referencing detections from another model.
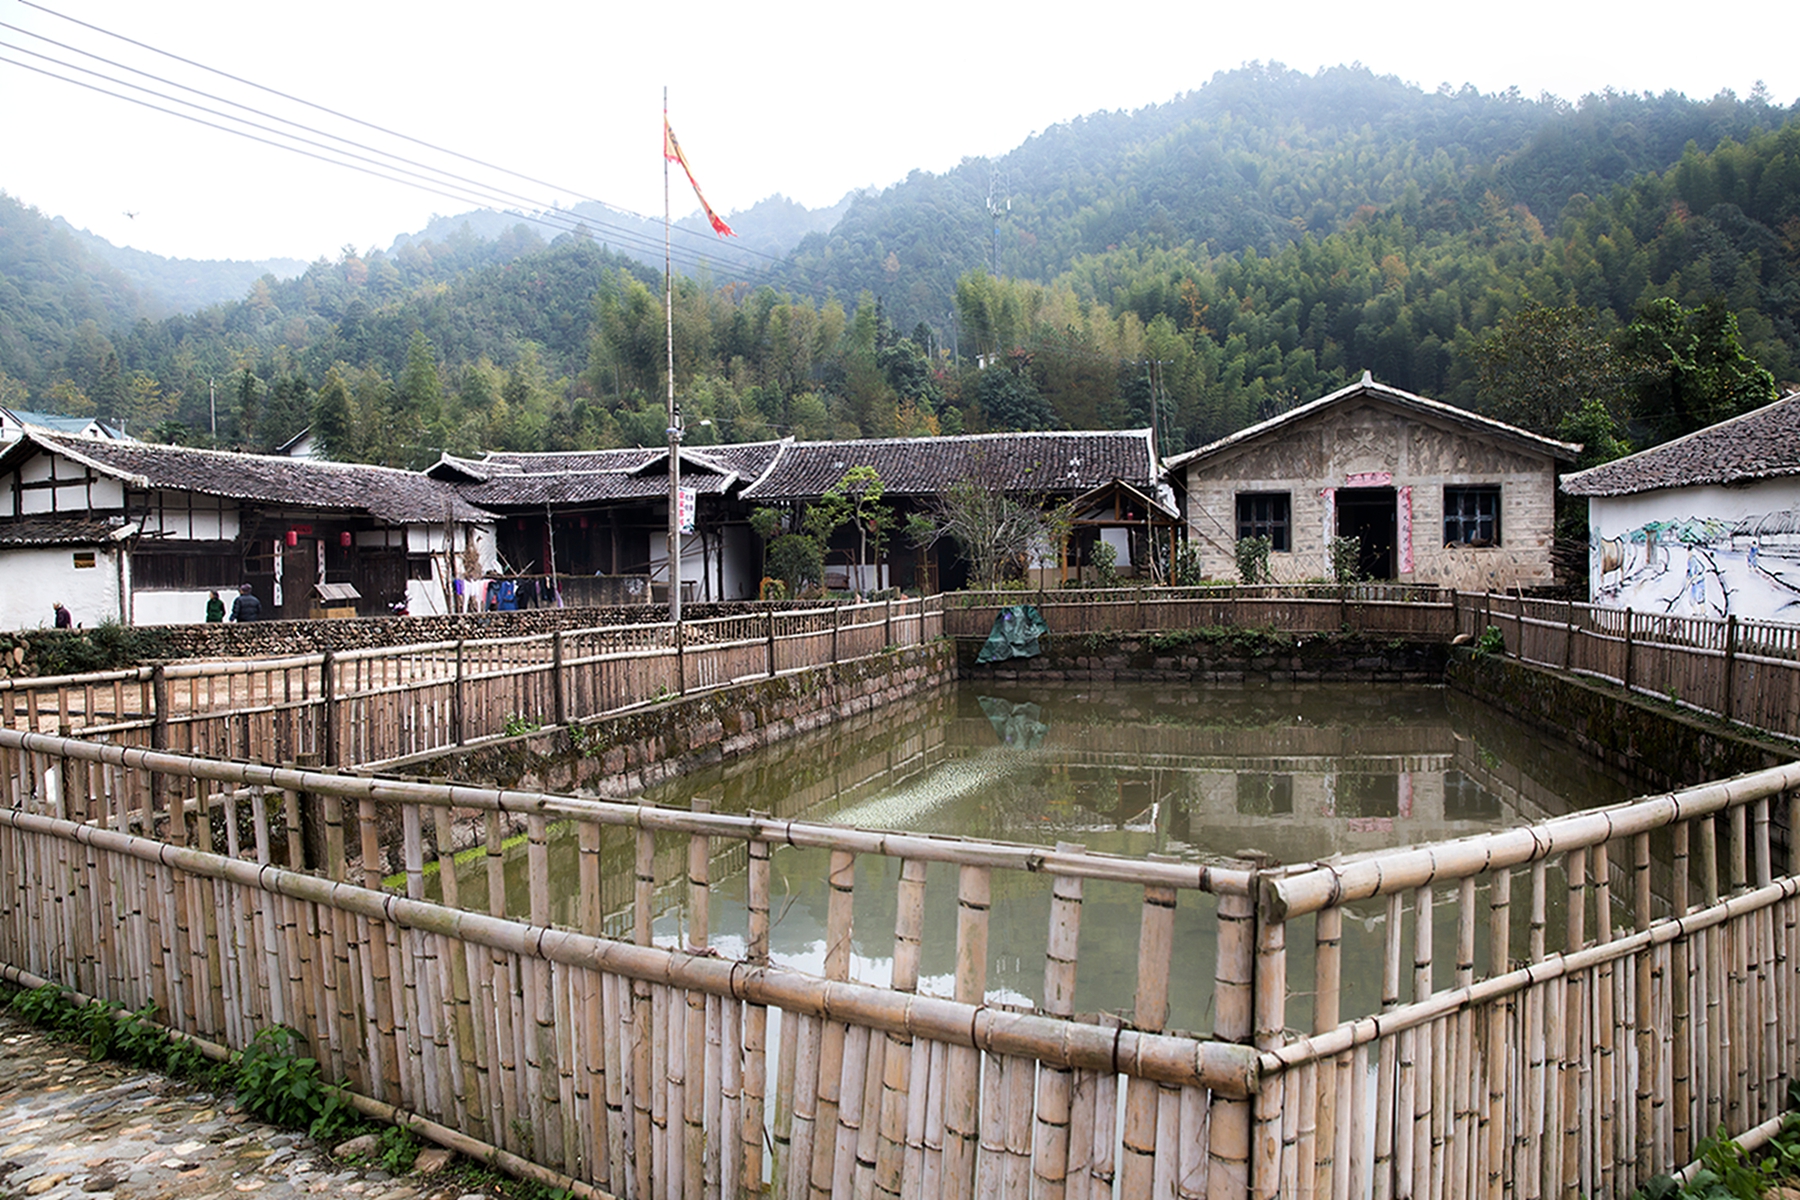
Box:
left=664, top=86, right=682, bottom=628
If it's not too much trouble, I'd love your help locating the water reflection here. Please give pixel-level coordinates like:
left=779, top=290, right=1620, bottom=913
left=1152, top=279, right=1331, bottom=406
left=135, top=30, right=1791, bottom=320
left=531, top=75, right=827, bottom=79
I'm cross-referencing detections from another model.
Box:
left=448, top=682, right=1642, bottom=1032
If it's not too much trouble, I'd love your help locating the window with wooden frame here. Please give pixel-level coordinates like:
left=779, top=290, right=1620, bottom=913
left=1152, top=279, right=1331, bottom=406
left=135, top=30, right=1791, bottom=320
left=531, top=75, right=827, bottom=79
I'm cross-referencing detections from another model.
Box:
left=1236, top=492, right=1291, bottom=551
left=1443, top=485, right=1501, bottom=546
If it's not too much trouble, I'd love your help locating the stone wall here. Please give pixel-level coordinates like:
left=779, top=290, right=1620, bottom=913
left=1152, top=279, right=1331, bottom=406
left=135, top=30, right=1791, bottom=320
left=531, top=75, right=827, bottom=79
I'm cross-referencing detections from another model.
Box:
left=1447, top=651, right=1797, bottom=792
left=381, top=641, right=957, bottom=796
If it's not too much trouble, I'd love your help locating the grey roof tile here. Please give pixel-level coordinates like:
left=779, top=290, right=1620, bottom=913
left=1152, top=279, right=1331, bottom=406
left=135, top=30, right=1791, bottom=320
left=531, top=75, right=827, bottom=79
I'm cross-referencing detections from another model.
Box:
left=1561, top=392, right=1800, bottom=497
left=741, top=431, right=1158, bottom=501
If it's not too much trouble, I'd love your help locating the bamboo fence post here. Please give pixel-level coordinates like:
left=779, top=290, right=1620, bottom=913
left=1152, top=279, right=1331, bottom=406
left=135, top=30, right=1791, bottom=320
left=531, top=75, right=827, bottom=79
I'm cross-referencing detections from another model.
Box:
left=1313, top=905, right=1342, bottom=1200
left=1561, top=849, right=1586, bottom=1199
left=743, top=822, right=771, bottom=1196
left=1032, top=848, right=1084, bottom=1200
left=1253, top=880, right=1288, bottom=1200
left=768, top=608, right=778, bottom=678
left=675, top=620, right=687, bottom=696
left=1629, top=830, right=1654, bottom=1180
left=1672, top=821, right=1693, bottom=1163
left=1121, top=879, right=1178, bottom=1195
left=1594, top=841, right=1618, bottom=1196
left=1407, top=884, right=1432, bottom=1200
left=685, top=799, right=711, bottom=1200
left=941, top=864, right=991, bottom=1200
left=874, top=857, right=927, bottom=1200
left=812, top=848, right=857, bottom=1199
left=1450, top=875, right=1475, bottom=1200
left=1379, top=892, right=1404, bottom=1200
left=1486, top=868, right=1512, bottom=1200
left=631, top=826, right=655, bottom=1200
left=150, top=665, right=168, bottom=819
left=1209, top=871, right=1255, bottom=1200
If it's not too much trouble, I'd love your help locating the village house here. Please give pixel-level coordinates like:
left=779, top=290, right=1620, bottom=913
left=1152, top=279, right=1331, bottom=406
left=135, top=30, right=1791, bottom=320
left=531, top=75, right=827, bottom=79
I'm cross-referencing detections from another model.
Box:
left=1562, top=390, right=1800, bottom=621
left=737, top=429, right=1174, bottom=591
left=0, top=431, right=493, bottom=630
left=427, top=441, right=786, bottom=604
left=1165, top=373, right=1579, bottom=588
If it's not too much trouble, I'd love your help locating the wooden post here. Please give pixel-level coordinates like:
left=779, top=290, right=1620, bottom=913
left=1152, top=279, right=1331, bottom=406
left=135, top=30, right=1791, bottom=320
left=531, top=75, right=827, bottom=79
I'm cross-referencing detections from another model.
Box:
left=1563, top=600, right=1576, bottom=670
left=1623, top=608, right=1635, bottom=693
left=767, top=607, right=777, bottom=678
left=832, top=603, right=841, bottom=664
left=674, top=620, right=686, bottom=696
left=1120, top=877, right=1177, bottom=1195
left=551, top=632, right=567, bottom=728
left=884, top=597, right=893, bottom=648
left=743, top=821, right=771, bottom=1195
left=320, top=650, right=339, bottom=767
left=150, top=665, right=168, bottom=819
left=1724, top=614, right=1740, bottom=722
left=452, top=640, right=466, bottom=745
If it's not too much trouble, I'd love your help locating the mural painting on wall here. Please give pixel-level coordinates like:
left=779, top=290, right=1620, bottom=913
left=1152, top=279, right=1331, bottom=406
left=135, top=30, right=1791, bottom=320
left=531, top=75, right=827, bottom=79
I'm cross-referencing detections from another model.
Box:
left=1595, top=510, right=1800, bottom=620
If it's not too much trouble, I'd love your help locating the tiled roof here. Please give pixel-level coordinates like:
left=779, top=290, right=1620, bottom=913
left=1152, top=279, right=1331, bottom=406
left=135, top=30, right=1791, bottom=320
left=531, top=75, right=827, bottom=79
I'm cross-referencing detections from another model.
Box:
left=451, top=441, right=788, bottom=509
left=1561, top=392, right=1800, bottom=497
left=741, top=431, right=1158, bottom=501
left=0, top=432, right=486, bottom=523
left=0, top=515, right=126, bottom=547
left=1165, top=374, right=1580, bottom=472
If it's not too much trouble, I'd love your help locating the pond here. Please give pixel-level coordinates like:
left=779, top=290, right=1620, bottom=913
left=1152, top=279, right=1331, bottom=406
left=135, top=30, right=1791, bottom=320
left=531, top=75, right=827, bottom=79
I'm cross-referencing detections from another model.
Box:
left=453, top=681, right=1643, bottom=1033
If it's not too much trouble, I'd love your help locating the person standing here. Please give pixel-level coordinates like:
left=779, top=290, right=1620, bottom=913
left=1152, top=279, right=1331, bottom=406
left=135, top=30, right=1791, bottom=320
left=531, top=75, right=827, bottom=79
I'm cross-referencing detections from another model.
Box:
left=52, top=602, right=72, bottom=628
left=229, top=584, right=262, bottom=622
left=205, top=591, right=226, bottom=622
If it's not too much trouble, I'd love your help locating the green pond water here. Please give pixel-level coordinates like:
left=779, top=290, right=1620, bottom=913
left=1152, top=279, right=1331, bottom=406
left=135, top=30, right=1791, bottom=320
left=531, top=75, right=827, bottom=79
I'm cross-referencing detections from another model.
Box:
left=452, top=681, right=1643, bottom=1033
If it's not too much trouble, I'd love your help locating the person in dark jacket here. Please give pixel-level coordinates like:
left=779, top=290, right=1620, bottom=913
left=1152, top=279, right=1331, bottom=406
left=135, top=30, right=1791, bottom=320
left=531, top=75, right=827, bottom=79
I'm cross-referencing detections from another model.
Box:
left=229, top=584, right=262, bottom=622
left=52, top=602, right=72, bottom=628
left=205, top=591, right=226, bottom=622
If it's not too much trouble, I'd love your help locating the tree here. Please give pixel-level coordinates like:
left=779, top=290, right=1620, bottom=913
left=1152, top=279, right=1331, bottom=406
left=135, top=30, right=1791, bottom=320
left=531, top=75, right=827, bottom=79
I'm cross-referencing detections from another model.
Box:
left=312, top=367, right=356, bottom=460
left=818, top=466, right=892, bottom=588
left=1621, top=298, right=1778, bottom=444
left=1470, top=304, right=1631, bottom=435
left=766, top=533, right=823, bottom=597
left=973, top=359, right=1054, bottom=432
left=920, top=477, right=1075, bottom=588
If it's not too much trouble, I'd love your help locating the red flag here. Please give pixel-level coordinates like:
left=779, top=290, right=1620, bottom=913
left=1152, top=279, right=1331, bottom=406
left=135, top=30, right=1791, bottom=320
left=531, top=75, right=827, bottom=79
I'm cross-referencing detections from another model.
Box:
left=664, top=119, right=736, bottom=238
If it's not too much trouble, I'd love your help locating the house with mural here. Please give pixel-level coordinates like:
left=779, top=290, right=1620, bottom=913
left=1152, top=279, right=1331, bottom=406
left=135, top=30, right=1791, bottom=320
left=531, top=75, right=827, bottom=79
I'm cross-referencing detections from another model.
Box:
left=0, top=431, right=493, bottom=630
left=1562, top=391, right=1800, bottom=621
left=1166, top=373, right=1580, bottom=587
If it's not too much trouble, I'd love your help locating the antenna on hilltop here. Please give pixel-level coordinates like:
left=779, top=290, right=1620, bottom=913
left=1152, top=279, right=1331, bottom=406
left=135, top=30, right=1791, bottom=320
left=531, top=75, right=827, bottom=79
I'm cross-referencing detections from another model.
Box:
left=986, top=166, right=1011, bottom=274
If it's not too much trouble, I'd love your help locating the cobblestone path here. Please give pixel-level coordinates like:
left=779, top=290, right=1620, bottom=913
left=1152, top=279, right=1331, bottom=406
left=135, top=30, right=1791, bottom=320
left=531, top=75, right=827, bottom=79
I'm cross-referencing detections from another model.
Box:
left=0, top=1014, right=490, bottom=1200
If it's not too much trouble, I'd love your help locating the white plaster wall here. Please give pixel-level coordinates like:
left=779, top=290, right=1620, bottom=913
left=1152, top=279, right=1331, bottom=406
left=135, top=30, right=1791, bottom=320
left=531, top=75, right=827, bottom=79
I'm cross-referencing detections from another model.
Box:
left=0, top=547, right=122, bottom=631
left=1100, top=527, right=1132, bottom=565
left=133, top=590, right=218, bottom=626
left=1587, top=479, right=1800, bottom=621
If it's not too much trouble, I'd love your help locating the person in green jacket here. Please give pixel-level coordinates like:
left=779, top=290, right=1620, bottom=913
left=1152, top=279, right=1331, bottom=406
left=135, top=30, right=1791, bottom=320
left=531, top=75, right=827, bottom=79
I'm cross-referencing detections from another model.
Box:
left=205, top=590, right=226, bottom=623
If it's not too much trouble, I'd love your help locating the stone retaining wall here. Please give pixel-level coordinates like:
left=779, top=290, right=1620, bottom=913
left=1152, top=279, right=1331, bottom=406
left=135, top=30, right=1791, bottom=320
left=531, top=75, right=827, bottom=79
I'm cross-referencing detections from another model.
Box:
left=381, top=640, right=957, bottom=796
left=1447, top=651, right=1797, bottom=792
left=957, top=629, right=1448, bottom=683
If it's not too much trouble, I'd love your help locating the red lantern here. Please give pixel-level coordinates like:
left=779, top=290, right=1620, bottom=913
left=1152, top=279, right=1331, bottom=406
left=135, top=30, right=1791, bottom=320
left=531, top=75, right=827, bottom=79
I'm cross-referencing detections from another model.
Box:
left=340, top=531, right=353, bottom=548
left=285, top=530, right=298, bottom=547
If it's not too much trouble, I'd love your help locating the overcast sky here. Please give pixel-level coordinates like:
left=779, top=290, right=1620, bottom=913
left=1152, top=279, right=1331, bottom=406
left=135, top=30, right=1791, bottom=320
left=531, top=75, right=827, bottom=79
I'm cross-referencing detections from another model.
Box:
left=2, top=0, right=1795, bottom=266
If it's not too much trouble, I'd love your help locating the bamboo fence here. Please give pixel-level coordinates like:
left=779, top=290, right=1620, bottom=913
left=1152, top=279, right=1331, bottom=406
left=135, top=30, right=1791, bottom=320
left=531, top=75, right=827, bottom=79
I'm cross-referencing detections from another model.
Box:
left=0, top=728, right=1258, bottom=1200
left=944, top=584, right=1456, bottom=641
left=1463, top=592, right=1800, bottom=738
left=0, top=596, right=944, bottom=769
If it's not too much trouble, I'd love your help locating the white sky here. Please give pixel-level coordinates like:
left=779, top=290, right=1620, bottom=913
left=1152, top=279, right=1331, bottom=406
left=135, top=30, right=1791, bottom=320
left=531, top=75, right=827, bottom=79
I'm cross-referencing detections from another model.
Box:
left=2, top=0, right=1796, bottom=266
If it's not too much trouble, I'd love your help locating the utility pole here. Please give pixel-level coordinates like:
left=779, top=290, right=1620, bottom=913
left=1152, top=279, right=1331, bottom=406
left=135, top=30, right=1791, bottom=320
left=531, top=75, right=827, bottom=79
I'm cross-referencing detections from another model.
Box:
left=209, top=378, right=216, bottom=443
left=665, top=87, right=683, bottom=628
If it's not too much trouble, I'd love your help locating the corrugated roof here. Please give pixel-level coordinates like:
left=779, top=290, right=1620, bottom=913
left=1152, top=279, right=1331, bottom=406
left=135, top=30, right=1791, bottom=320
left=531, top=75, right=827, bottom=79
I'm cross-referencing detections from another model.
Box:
left=741, top=430, right=1158, bottom=501
left=1562, top=391, right=1800, bottom=497
left=0, top=432, right=486, bottom=523
left=1164, top=374, right=1580, bottom=472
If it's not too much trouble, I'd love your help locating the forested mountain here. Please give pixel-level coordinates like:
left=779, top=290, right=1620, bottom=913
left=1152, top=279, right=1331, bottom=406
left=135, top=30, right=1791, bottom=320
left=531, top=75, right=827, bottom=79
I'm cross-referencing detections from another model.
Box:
left=0, top=65, right=1795, bottom=466
left=61, top=224, right=307, bottom=316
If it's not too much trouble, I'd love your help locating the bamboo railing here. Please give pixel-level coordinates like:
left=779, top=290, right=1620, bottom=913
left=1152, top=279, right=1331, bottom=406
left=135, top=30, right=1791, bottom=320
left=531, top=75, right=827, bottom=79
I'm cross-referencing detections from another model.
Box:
left=0, top=728, right=1257, bottom=1200
left=1255, top=761, right=1800, bottom=1200
left=0, top=596, right=945, bottom=768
